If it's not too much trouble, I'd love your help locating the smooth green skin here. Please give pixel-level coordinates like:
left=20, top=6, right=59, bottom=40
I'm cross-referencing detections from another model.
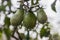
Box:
left=10, top=9, right=24, bottom=26
left=37, top=8, right=47, bottom=24
left=23, top=11, right=36, bottom=29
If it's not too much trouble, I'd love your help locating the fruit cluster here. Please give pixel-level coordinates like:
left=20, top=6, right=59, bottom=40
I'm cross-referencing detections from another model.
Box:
left=10, top=7, right=47, bottom=30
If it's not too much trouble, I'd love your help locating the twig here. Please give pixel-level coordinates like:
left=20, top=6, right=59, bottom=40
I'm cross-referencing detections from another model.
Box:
left=12, top=35, right=19, bottom=40
left=11, top=26, right=17, bottom=36
left=11, top=26, right=20, bottom=40
left=12, top=26, right=22, bottom=40
left=17, top=31, right=22, bottom=40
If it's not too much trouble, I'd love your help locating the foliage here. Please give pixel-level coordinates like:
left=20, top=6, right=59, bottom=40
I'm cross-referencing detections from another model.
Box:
left=51, top=0, right=56, bottom=12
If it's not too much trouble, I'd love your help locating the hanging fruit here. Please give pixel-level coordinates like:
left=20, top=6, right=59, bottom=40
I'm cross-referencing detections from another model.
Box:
left=37, top=8, right=47, bottom=24
left=23, top=10, right=36, bottom=30
left=10, top=9, right=24, bottom=26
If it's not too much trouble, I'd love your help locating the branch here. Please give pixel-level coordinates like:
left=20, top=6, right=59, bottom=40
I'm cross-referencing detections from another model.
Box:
left=11, top=26, right=22, bottom=40
left=11, top=26, right=19, bottom=40
left=17, top=31, right=22, bottom=40
left=12, top=35, right=19, bottom=40
left=11, top=26, right=17, bottom=36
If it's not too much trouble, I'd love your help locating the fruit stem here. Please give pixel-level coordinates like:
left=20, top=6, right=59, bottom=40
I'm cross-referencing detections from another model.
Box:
left=20, top=0, right=24, bottom=9
left=26, top=29, right=30, bottom=40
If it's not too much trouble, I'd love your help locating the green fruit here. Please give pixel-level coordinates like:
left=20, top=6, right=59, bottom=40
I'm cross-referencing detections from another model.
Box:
left=10, top=9, right=24, bottom=26
left=37, top=8, right=47, bottom=24
left=23, top=11, right=36, bottom=29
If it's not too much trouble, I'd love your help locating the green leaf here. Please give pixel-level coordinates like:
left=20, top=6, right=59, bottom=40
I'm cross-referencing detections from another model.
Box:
left=51, top=0, right=56, bottom=12
left=7, top=0, right=11, bottom=6
left=4, top=16, right=10, bottom=27
left=4, top=28, right=11, bottom=40
left=0, top=29, right=2, bottom=40
left=0, top=29, right=2, bottom=38
left=40, top=26, right=50, bottom=38
left=0, top=5, right=6, bottom=11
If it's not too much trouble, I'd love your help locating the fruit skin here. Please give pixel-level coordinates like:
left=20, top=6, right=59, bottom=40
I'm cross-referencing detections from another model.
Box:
left=37, top=8, right=47, bottom=24
left=23, top=11, right=36, bottom=29
left=10, top=9, right=24, bottom=26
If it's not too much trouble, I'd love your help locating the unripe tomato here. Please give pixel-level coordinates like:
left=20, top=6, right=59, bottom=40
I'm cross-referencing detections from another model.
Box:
left=23, top=11, right=36, bottom=30
left=37, top=8, right=47, bottom=24
left=10, top=9, right=24, bottom=26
